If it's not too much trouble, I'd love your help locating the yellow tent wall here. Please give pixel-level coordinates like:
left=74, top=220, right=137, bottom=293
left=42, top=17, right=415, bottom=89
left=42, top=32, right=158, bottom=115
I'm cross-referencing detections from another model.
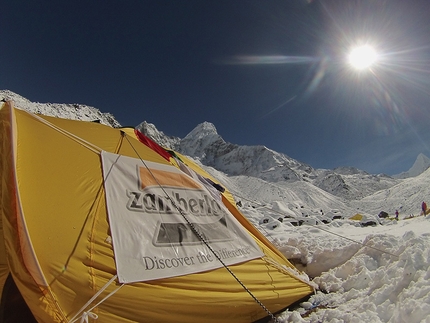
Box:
left=0, top=102, right=313, bottom=323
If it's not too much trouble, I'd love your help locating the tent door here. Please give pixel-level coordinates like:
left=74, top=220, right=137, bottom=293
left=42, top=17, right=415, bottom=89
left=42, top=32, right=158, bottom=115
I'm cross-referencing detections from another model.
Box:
left=0, top=274, right=37, bottom=323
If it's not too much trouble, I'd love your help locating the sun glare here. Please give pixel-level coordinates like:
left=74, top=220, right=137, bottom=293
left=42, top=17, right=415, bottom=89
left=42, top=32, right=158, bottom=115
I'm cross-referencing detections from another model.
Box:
left=348, top=45, right=377, bottom=70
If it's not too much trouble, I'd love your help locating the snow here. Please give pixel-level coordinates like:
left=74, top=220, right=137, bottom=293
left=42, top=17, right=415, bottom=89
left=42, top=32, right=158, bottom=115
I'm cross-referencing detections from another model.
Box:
left=2, top=90, right=430, bottom=322
left=202, top=161, right=430, bottom=322
left=236, top=198, right=430, bottom=322
left=0, top=90, right=120, bottom=127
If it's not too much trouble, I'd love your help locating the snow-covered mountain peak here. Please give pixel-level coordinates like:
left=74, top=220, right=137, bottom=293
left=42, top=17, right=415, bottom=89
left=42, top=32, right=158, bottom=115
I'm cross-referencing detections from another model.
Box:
left=135, top=121, right=180, bottom=150
left=179, top=122, right=226, bottom=158
left=0, top=90, right=31, bottom=104
left=411, top=153, right=430, bottom=173
left=0, top=90, right=121, bottom=128
left=184, top=122, right=218, bottom=140
left=394, top=153, right=430, bottom=179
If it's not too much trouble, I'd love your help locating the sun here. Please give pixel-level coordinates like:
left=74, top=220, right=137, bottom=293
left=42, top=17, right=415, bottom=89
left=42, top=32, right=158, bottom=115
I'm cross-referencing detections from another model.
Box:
left=348, top=45, right=377, bottom=70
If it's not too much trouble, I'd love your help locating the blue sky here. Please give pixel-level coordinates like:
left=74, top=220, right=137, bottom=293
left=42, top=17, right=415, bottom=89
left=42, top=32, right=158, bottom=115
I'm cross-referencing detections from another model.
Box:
left=2, top=0, right=430, bottom=175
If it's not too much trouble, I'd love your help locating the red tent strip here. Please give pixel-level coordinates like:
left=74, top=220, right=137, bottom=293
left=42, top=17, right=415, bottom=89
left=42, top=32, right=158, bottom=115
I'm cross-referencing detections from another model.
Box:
left=134, top=129, right=172, bottom=161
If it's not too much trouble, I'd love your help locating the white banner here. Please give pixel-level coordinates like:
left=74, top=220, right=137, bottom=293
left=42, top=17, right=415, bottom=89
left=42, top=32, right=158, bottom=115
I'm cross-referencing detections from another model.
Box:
left=101, top=151, right=263, bottom=283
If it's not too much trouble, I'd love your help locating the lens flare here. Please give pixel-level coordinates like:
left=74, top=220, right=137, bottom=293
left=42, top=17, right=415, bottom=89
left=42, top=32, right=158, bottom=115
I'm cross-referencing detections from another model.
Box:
left=215, top=55, right=319, bottom=65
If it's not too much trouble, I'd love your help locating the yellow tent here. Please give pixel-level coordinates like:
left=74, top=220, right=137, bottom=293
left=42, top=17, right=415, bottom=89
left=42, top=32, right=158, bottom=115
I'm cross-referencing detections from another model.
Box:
left=0, top=102, right=313, bottom=323
left=349, top=213, right=363, bottom=221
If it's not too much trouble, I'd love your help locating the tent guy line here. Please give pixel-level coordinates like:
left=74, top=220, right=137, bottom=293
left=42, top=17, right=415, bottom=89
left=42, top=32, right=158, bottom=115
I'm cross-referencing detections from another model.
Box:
left=69, top=275, right=123, bottom=323
left=29, top=106, right=102, bottom=154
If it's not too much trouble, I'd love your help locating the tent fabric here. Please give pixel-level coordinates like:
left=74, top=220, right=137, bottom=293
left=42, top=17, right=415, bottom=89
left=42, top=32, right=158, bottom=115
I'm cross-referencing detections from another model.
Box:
left=349, top=213, right=363, bottom=221
left=0, top=102, right=313, bottom=323
left=134, top=128, right=173, bottom=161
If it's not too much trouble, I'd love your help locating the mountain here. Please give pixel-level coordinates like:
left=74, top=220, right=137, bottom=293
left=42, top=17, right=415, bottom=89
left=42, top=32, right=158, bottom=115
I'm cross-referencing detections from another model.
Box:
left=136, top=121, right=180, bottom=150
left=2, top=89, right=428, bottom=219
left=139, top=120, right=400, bottom=201
left=0, top=90, right=120, bottom=128
left=393, top=153, right=430, bottom=179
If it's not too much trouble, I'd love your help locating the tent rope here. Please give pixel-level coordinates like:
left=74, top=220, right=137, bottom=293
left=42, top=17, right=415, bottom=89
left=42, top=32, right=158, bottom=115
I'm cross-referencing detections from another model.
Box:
left=123, top=134, right=280, bottom=323
left=233, top=193, right=400, bottom=259
left=69, top=275, right=124, bottom=323
left=79, top=311, right=98, bottom=323
left=30, top=112, right=102, bottom=153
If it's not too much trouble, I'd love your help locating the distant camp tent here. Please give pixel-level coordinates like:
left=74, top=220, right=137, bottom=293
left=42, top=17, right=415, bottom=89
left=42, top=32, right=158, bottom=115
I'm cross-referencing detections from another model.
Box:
left=349, top=213, right=363, bottom=221
left=0, top=102, right=313, bottom=323
left=349, top=213, right=379, bottom=227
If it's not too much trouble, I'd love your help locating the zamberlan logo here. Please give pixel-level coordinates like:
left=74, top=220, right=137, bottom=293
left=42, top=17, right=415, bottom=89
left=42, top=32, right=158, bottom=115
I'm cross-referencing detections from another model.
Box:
left=126, top=166, right=225, bottom=217
left=127, top=188, right=224, bottom=216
